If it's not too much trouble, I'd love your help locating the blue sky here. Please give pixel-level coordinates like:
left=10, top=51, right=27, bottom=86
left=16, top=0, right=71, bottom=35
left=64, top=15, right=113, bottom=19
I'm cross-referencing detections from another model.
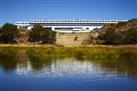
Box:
left=0, top=0, right=137, bottom=25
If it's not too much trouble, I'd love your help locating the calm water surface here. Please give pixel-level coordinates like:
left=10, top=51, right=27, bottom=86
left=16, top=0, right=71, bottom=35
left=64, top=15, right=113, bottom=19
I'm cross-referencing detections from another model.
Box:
left=0, top=47, right=137, bottom=91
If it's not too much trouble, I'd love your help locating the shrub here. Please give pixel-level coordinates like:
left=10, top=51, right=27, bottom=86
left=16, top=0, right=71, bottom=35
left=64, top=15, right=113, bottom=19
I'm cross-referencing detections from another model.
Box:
left=29, top=24, right=56, bottom=44
left=0, top=23, right=19, bottom=43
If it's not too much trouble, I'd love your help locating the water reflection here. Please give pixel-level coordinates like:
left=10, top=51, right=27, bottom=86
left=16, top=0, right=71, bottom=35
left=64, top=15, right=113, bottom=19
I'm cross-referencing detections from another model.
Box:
left=0, top=47, right=137, bottom=79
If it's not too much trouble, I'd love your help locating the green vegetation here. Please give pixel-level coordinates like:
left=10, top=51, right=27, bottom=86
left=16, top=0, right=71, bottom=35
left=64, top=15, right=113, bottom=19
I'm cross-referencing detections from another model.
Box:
left=29, top=24, right=45, bottom=42
left=28, top=24, right=56, bottom=44
left=0, top=23, right=56, bottom=44
left=89, top=19, right=137, bottom=45
left=0, top=23, right=19, bottom=43
left=98, top=27, right=137, bottom=44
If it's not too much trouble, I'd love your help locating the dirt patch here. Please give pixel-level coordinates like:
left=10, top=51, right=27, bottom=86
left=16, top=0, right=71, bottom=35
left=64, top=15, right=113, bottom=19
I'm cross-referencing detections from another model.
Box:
left=56, top=32, right=91, bottom=46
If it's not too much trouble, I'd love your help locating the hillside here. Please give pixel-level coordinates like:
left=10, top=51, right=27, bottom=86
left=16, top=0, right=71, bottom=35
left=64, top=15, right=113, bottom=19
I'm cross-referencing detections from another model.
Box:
left=87, top=18, right=137, bottom=45
left=98, top=19, right=137, bottom=33
left=56, top=32, right=90, bottom=46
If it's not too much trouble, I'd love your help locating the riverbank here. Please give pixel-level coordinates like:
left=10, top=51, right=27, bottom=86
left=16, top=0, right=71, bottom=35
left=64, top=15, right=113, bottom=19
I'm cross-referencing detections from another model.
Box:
left=0, top=44, right=57, bottom=48
left=0, top=44, right=137, bottom=48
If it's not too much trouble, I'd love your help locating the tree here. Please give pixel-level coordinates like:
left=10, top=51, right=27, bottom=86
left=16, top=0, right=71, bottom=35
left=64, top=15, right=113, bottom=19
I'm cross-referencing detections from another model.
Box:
left=0, top=23, right=19, bottom=43
left=123, top=28, right=137, bottom=44
left=42, top=29, right=56, bottom=43
left=98, top=28, right=117, bottom=44
left=29, top=24, right=45, bottom=43
left=29, top=24, right=56, bottom=44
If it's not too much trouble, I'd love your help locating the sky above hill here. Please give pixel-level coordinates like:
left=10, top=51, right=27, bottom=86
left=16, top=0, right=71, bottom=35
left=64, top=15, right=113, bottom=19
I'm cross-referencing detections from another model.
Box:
left=0, top=0, right=137, bottom=25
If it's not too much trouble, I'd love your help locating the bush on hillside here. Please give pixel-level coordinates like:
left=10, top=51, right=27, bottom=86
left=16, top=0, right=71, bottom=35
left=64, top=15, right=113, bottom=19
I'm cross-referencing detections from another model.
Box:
left=0, top=23, right=19, bottom=43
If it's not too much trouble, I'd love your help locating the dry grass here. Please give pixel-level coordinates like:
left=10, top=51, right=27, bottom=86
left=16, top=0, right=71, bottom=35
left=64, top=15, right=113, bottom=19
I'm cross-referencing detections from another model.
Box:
left=0, top=44, right=137, bottom=49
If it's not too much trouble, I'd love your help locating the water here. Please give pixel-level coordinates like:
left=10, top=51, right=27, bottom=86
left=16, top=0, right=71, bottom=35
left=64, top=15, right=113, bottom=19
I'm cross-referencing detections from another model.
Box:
left=0, top=47, right=137, bottom=91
